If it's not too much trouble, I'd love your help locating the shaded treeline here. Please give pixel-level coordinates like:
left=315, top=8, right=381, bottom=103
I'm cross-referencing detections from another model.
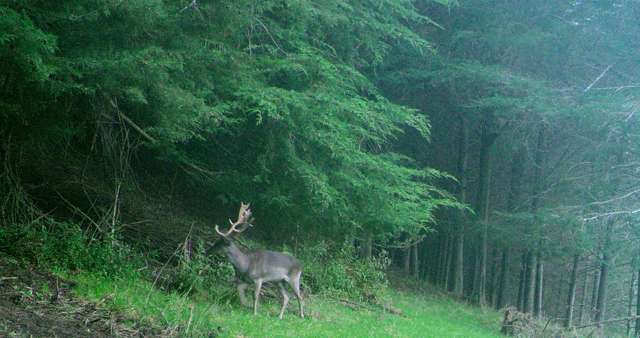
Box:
left=381, top=1, right=640, bottom=336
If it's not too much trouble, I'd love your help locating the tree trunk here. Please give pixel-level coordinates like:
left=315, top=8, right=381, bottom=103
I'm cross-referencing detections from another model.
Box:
left=524, top=251, right=536, bottom=314
left=436, top=235, right=443, bottom=285
left=478, top=221, right=488, bottom=306
left=453, top=115, right=469, bottom=297
left=578, top=268, right=589, bottom=325
left=489, top=247, right=499, bottom=307
left=635, top=267, right=640, bottom=337
left=565, top=254, right=580, bottom=328
left=534, top=254, right=544, bottom=318
left=436, top=235, right=445, bottom=283
left=591, top=265, right=600, bottom=320
left=554, top=267, right=566, bottom=317
left=627, top=265, right=636, bottom=337
left=453, top=230, right=464, bottom=296
left=420, top=241, right=429, bottom=281
left=444, top=235, right=453, bottom=289
left=496, top=148, right=522, bottom=310
left=525, top=124, right=544, bottom=315
left=517, top=252, right=527, bottom=312
left=412, top=242, right=419, bottom=279
left=474, top=114, right=496, bottom=306
left=403, top=246, right=411, bottom=275
left=445, top=235, right=453, bottom=287
left=496, top=247, right=509, bottom=309
left=595, top=252, right=610, bottom=329
left=472, top=243, right=480, bottom=301
left=595, top=219, right=614, bottom=331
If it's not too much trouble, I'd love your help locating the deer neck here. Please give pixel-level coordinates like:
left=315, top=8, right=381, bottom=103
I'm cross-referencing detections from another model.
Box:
left=225, top=241, right=250, bottom=273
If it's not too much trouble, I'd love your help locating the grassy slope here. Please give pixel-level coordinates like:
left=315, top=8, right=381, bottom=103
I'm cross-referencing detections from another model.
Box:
left=69, top=272, right=502, bottom=338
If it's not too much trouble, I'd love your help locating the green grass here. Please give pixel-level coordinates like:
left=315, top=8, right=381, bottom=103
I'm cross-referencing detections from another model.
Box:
left=67, top=272, right=503, bottom=338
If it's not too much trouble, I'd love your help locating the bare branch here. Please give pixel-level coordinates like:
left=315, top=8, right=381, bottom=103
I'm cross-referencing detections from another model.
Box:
left=591, top=84, right=640, bottom=91
left=254, top=17, right=287, bottom=56
left=583, top=208, right=640, bottom=222
left=103, top=96, right=158, bottom=144
left=583, top=65, right=612, bottom=93
left=588, top=188, right=640, bottom=207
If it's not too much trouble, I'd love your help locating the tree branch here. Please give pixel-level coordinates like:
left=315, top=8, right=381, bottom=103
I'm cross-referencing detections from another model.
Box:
left=583, top=65, right=612, bottom=93
left=105, top=97, right=158, bottom=144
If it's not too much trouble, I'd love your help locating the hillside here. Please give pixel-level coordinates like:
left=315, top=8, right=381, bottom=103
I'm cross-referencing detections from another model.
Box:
left=0, top=252, right=502, bottom=338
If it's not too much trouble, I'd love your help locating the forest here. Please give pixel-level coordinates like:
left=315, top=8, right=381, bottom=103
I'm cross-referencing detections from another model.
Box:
left=1, top=0, right=639, bottom=337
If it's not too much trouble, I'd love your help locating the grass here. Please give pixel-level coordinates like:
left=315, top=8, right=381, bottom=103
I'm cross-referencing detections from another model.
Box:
left=67, top=271, right=503, bottom=338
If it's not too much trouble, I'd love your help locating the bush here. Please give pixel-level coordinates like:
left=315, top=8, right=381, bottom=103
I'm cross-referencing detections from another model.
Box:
left=164, top=238, right=390, bottom=304
left=299, top=240, right=390, bottom=302
left=165, top=239, right=236, bottom=301
left=0, top=219, right=136, bottom=275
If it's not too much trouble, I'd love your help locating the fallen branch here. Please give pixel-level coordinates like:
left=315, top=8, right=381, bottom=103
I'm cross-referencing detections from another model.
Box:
left=328, top=296, right=404, bottom=316
left=381, top=302, right=403, bottom=316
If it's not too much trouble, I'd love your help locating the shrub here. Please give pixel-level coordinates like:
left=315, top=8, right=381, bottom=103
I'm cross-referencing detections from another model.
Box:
left=299, top=240, right=390, bottom=302
left=0, top=219, right=136, bottom=275
left=166, top=239, right=236, bottom=301
left=164, top=238, right=390, bottom=304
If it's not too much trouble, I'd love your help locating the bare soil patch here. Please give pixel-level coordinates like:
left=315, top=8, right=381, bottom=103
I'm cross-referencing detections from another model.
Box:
left=0, top=254, right=168, bottom=337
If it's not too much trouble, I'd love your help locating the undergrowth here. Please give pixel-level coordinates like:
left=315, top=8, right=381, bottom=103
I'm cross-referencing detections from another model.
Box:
left=161, top=237, right=392, bottom=306
left=0, top=170, right=501, bottom=337
left=0, top=219, right=139, bottom=275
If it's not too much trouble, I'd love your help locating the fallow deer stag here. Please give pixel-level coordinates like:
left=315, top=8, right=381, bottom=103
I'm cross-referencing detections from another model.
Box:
left=214, top=202, right=304, bottom=319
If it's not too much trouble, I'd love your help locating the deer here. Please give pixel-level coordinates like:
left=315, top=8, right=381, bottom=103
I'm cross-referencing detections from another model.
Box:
left=213, top=202, right=304, bottom=319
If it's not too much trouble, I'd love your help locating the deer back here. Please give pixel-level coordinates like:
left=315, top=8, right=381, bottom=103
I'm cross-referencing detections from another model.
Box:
left=245, top=250, right=302, bottom=282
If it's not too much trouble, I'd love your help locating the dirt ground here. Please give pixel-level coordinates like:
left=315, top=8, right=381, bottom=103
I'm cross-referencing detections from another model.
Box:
left=0, top=254, right=168, bottom=338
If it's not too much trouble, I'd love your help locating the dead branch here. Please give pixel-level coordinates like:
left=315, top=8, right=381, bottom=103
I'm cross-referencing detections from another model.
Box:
left=327, top=296, right=404, bottom=316
left=583, top=65, right=612, bottom=93
left=583, top=208, right=640, bottom=222
left=103, top=100, right=157, bottom=144
left=55, top=191, right=103, bottom=232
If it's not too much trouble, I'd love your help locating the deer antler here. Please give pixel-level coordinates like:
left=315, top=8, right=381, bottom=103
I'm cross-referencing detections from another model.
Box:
left=215, top=202, right=254, bottom=237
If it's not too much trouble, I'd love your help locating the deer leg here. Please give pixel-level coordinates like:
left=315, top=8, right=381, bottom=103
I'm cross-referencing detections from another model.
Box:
left=253, top=279, right=263, bottom=316
left=237, top=281, right=250, bottom=307
left=290, top=271, right=304, bottom=318
left=278, top=281, right=290, bottom=319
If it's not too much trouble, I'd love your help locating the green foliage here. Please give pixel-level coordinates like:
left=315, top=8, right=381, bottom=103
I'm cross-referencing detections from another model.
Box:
left=300, top=240, right=390, bottom=302
left=168, top=239, right=236, bottom=301
left=165, top=238, right=392, bottom=304
left=0, top=0, right=458, bottom=244
left=0, top=219, right=135, bottom=274
left=0, top=6, right=56, bottom=82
